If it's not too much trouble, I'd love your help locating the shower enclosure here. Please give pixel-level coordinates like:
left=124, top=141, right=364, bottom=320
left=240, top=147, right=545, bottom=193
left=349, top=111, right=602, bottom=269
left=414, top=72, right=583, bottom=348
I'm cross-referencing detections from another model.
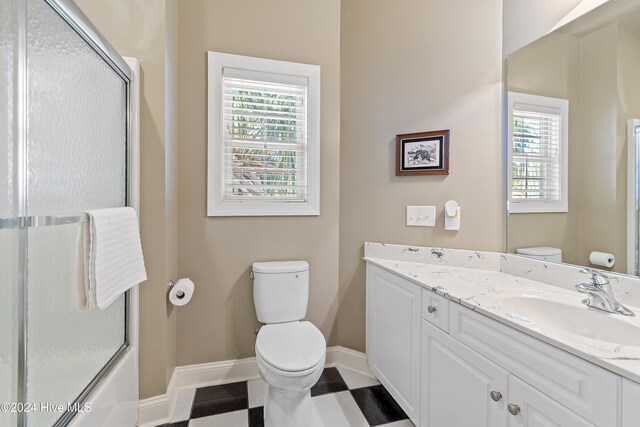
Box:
left=1, top=1, right=137, bottom=426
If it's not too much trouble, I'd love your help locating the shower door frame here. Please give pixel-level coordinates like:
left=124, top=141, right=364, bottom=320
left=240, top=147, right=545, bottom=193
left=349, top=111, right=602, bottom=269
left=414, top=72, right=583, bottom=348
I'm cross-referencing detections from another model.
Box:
left=11, top=1, right=140, bottom=426
left=628, top=119, right=640, bottom=276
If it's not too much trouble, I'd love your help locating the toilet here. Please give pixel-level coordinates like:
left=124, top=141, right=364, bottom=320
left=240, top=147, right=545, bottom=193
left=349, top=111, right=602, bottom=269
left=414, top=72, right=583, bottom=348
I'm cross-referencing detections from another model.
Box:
left=252, top=260, right=326, bottom=427
left=516, top=247, right=562, bottom=262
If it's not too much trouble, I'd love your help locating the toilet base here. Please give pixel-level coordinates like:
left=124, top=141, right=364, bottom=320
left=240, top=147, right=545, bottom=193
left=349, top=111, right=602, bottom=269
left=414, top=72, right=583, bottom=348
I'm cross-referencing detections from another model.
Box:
left=264, top=385, right=311, bottom=427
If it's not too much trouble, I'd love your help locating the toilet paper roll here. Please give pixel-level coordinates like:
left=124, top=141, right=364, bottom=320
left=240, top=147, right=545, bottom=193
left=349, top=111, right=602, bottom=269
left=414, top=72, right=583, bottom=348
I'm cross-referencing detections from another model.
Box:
left=589, top=251, right=615, bottom=268
left=169, top=278, right=195, bottom=306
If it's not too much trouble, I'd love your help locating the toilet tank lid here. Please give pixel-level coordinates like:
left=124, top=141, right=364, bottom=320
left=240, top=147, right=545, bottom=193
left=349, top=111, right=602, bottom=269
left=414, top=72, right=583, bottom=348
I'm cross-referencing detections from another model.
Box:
left=516, top=247, right=562, bottom=256
left=252, top=260, right=309, bottom=274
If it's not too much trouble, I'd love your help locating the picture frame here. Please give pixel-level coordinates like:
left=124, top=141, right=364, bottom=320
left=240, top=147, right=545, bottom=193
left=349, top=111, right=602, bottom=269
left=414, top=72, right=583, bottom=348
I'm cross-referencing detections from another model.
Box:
left=395, top=129, right=450, bottom=176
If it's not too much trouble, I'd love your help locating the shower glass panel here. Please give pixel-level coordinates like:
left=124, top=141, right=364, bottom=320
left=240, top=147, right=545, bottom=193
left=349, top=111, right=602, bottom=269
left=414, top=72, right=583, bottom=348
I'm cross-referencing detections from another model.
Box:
left=26, top=0, right=126, bottom=216
left=1, top=0, right=131, bottom=425
left=0, top=1, right=17, bottom=426
left=0, top=228, right=16, bottom=427
left=24, top=0, right=128, bottom=425
left=26, top=227, right=125, bottom=426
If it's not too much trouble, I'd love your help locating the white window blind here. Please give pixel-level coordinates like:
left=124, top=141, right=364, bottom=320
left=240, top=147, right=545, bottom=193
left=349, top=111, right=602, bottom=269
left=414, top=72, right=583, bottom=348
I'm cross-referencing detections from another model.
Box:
left=207, top=52, right=320, bottom=216
left=512, top=105, right=561, bottom=201
left=508, top=92, right=568, bottom=213
left=222, top=74, right=308, bottom=201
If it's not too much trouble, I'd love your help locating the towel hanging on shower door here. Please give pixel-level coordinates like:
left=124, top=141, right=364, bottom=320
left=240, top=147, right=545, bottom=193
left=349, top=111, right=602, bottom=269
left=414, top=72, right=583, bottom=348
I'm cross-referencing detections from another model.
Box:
left=76, top=207, right=147, bottom=310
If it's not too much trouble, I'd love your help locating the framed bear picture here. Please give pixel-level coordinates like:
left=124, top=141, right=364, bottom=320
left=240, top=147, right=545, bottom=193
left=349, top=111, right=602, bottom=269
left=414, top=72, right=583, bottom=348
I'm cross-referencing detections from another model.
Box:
left=395, top=129, right=450, bottom=176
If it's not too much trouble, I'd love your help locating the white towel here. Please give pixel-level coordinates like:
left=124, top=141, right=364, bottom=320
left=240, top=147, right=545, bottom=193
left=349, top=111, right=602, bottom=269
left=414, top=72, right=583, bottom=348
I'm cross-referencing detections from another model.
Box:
left=78, top=207, right=147, bottom=310
left=76, top=224, right=89, bottom=310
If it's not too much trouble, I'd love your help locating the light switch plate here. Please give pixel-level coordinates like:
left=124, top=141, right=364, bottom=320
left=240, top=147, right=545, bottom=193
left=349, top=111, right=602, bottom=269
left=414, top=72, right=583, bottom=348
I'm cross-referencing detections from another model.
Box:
left=406, top=206, right=436, bottom=227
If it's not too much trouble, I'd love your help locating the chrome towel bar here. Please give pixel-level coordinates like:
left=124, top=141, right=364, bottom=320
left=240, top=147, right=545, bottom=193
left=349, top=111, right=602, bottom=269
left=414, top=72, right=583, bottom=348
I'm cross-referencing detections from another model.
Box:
left=0, top=214, right=88, bottom=230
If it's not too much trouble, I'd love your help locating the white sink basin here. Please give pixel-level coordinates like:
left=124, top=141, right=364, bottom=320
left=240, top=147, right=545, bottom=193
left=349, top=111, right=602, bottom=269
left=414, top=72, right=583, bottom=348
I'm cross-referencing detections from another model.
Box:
left=495, top=290, right=640, bottom=355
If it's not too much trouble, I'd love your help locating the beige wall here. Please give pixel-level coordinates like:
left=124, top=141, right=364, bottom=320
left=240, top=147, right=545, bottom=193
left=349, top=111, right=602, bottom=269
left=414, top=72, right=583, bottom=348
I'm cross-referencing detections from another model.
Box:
left=75, top=0, right=178, bottom=399
left=506, top=32, right=582, bottom=265
left=78, top=0, right=505, bottom=399
left=77, top=0, right=612, bottom=399
left=176, top=0, right=341, bottom=365
left=337, top=0, right=504, bottom=352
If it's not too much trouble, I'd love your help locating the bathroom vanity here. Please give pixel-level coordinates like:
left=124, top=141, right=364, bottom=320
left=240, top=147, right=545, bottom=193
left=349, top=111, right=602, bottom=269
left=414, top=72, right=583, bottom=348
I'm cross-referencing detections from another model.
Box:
left=364, top=243, right=640, bottom=427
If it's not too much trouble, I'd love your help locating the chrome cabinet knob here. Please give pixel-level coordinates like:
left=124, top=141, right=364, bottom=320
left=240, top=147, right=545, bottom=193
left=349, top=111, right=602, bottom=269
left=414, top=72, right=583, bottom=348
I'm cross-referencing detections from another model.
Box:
left=427, top=305, right=437, bottom=313
left=490, top=391, right=502, bottom=402
left=508, top=404, right=521, bottom=415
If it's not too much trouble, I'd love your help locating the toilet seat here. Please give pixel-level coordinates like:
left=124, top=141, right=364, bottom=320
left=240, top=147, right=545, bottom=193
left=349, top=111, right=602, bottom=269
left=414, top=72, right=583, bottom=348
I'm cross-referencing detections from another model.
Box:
left=256, top=321, right=326, bottom=373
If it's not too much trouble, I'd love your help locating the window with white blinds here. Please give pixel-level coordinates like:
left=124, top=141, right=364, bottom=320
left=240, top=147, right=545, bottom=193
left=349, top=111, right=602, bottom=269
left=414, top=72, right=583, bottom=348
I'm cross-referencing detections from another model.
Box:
left=508, top=92, right=568, bottom=213
left=223, top=74, right=307, bottom=201
left=207, top=52, right=320, bottom=216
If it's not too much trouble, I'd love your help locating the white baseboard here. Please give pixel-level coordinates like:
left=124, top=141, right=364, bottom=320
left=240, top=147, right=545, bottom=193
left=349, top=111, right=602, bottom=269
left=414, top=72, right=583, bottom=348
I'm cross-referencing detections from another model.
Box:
left=138, top=394, right=170, bottom=427
left=138, top=346, right=371, bottom=427
left=326, top=346, right=373, bottom=377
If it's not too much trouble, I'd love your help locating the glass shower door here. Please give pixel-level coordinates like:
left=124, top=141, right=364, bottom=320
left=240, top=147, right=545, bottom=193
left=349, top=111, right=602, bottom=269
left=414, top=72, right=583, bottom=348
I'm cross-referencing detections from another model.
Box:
left=25, top=0, right=128, bottom=425
left=2, top=0, right=133, bottom=425
left=1, top=1, right=18, bottom=426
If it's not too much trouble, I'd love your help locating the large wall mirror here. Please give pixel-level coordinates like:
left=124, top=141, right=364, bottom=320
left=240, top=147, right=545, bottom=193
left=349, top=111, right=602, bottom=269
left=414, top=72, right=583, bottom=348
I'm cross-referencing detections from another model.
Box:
left=505, top=0, right=640, bottom=276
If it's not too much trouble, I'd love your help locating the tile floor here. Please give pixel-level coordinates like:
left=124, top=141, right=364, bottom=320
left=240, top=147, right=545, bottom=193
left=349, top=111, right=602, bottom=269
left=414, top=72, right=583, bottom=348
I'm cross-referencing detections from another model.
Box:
left=157, top=366, right=414, bottom=427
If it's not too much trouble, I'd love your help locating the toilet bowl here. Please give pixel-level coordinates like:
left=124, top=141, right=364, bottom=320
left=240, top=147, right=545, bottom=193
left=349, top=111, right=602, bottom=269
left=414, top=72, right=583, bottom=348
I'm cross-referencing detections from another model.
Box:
left=256, top=321, right=326, bottom=427
left=252, top=261, right=327, bottom=427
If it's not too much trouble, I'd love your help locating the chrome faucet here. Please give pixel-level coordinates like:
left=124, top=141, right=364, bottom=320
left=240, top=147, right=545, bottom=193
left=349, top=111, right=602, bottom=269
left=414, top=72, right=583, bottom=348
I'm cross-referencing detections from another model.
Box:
left=575, top=268, right=634, bottom=316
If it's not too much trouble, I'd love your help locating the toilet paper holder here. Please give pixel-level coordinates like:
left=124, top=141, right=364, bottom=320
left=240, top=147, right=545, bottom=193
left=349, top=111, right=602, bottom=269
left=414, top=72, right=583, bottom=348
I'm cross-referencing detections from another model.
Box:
left=167, top=280, right=185, bottom=300
left=168, top=278, right=195, bottom=306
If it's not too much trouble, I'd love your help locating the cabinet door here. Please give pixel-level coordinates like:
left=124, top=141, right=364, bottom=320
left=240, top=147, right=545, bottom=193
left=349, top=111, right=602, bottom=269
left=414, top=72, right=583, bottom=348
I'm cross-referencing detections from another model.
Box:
left=421, top=320, right=508, bottom=427
left=508, top=376, right=596, bottom=427
left=622, top=379, right=640, bottom=427
left=366, top=264, right=421, bottom=424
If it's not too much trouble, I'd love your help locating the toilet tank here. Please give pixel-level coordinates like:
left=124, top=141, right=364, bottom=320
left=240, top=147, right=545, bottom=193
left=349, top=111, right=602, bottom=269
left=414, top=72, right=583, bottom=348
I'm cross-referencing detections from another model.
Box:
left=252, top=260, right=309, bottom=324
left=516, top=247, right=562, bottom=262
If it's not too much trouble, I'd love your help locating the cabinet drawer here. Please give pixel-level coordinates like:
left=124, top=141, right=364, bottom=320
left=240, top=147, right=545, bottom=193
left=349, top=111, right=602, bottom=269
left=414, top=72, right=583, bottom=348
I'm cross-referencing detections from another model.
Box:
left=449, top=304, right=619, bottom=427
left=422, top=289, right=449, bottom=332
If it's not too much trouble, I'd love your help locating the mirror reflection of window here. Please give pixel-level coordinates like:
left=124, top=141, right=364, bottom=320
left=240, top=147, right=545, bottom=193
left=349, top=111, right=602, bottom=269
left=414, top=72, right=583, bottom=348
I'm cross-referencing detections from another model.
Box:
left=508, top=92, right=568, bottom=214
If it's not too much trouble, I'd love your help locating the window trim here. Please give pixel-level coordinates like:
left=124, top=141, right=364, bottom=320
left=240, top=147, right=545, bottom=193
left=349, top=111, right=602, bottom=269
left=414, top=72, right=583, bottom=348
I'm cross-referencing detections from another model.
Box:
left=507, top=91, right=569, bottom=214
left=207, top=51, right=320, bottom=216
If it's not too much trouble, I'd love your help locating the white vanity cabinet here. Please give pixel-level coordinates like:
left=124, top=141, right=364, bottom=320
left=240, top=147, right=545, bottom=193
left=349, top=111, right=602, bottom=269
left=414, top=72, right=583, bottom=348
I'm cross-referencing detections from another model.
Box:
left=365, top=261, right=640, bottom=427
left=366, top=264, right=421, bottom=424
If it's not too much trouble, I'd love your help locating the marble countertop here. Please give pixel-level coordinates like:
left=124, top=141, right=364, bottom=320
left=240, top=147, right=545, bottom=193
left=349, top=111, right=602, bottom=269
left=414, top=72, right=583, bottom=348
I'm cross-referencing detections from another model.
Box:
left=364, top=243, right=640, bottom=384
